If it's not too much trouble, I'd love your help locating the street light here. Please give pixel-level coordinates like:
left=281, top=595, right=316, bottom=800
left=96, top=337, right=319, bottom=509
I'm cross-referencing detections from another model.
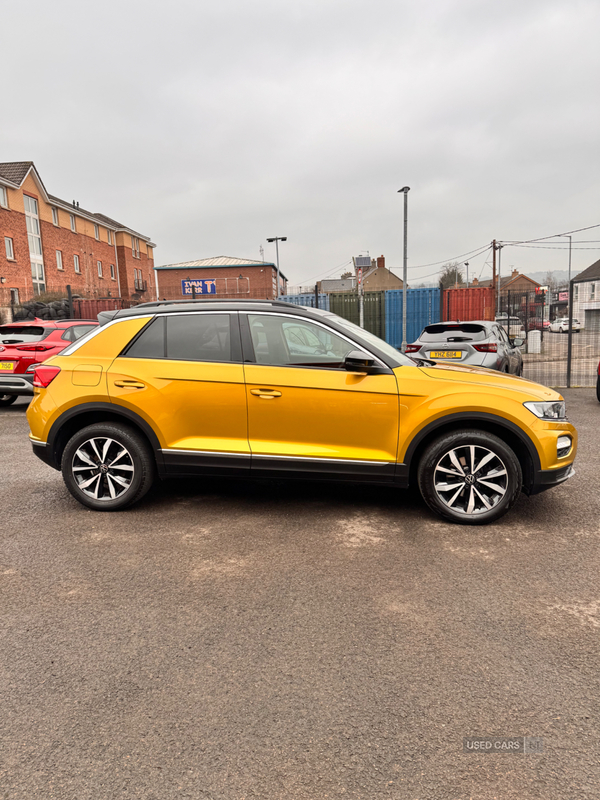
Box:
left=266, top=236, right=287, bottom=298
left=397, top=187, right=410, bottom=352
left=464, top=262, right=469, bottom=290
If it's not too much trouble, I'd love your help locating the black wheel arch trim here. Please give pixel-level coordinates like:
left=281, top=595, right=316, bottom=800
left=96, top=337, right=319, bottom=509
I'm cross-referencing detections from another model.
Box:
left=402, top=411, right=541, bottom=474
left=45, top=402, right=164, bottom=471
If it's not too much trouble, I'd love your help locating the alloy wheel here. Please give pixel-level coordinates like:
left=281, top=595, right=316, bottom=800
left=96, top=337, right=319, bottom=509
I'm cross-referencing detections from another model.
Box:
left=72, top=437, right=135, bottom=501
left=433, top=444, right=508, bottom=516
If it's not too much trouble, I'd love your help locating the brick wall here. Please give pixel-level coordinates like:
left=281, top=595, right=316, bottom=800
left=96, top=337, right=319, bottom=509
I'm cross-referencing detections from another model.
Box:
left=40, top=219, right=119, bottom=296
left=0, top=206, right=32, bottom=305
left=155, top=265, right=280, bottom=300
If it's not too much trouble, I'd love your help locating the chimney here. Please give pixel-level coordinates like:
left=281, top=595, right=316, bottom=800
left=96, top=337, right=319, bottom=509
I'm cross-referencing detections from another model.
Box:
left=377, top=254, right=385, bottom=270
left=471, top=277, right=479, bottom=286
left=512, top=269, right=519, bottom=277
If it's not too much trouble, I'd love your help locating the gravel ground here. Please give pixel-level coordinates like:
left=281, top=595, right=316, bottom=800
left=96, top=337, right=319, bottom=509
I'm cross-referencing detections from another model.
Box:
left=0, top=390, right=599, bottom=799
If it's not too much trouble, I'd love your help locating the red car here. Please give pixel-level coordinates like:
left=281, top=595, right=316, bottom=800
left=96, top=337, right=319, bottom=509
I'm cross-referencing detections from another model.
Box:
left=0, top=318, right=98, bottom=405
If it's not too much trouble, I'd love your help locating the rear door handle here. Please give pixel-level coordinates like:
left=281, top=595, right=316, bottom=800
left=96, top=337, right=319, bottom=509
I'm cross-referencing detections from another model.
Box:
left=250, top=388, right=282, bottom=399
left=114, top=380, right=145, bottom=389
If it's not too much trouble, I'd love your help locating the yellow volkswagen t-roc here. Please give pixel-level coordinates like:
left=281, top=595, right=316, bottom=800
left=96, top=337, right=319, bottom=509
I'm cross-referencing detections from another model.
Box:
left=26, top=299, right=577, bottom=524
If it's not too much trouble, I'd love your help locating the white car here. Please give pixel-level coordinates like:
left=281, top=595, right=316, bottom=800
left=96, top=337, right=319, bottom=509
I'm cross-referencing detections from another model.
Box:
left=549, top=317, right=582, bottom=333
left=495, top=315, right=526, bottom=340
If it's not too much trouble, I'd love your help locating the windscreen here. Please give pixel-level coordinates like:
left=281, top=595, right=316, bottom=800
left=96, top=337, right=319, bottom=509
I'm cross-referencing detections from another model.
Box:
left=419, top=324, right=487, bottom=343
left=330, top=316, right=415, bottom=366
left=0, top=326, right=49, bottom=344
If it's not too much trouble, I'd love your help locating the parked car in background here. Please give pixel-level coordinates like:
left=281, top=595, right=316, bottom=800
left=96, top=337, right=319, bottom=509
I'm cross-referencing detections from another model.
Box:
left=26, top=299, right=576, bottom=524
left=406, top=321, right=524, bottom=375
left=495, top=315, right=527, bottom=339
left=549, top=317, right=582, bottom=333
left=0, top=319, right=98, bottom=405
left=527, top=318, right=551, bottom=331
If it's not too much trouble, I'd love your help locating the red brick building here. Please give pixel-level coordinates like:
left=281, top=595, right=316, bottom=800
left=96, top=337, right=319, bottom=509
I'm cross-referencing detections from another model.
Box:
left=0, top=161, right=156, bottom=307
left=155, top=256, right=289, bottom=300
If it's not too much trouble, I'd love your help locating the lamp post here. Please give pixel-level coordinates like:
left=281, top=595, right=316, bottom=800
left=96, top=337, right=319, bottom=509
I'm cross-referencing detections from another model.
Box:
left=564, top=234, right=572, bottom=314
left=464, top=262, right=469, bottom=289
left=266, top=236, right=287, bottom=298
left=398, top=187, right=410, bottom=352
left=496, top=244, right=503, bottom=317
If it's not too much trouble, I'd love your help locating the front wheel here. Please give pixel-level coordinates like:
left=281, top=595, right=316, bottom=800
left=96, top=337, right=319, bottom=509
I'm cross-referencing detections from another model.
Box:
left=61, top=422, right=155, bottom=511
left=0, top=394, right=18, bottom=406
left=417, top=430, right=522, bottom=525
left=596, top=376, right=600, bottom=403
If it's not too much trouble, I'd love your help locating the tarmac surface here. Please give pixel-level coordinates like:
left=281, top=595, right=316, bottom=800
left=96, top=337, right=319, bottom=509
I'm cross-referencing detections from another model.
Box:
left=1, top=391, right=599, bottom=799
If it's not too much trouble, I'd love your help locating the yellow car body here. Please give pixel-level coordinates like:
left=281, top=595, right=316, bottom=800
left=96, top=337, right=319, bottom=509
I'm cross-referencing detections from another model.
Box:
left=27, top=301, right=577, bottom=522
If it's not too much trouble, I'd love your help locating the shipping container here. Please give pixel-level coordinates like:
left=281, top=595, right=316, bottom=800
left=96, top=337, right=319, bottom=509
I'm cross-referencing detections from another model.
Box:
left=328, top=292, right=385, bottom=340
left=279, top=293, right=330, bottom=311
left=442, top=287, right=495, bottom=322
left=385, top=288, right=441, bottom=347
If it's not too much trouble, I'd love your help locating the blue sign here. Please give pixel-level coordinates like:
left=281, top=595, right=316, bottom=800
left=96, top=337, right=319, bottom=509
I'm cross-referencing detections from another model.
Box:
left=181, top=279, right=217, bottom=296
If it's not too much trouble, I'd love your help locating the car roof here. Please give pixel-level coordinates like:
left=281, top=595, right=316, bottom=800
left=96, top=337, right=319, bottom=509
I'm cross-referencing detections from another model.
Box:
left=103, top=298, right=331, bottom=323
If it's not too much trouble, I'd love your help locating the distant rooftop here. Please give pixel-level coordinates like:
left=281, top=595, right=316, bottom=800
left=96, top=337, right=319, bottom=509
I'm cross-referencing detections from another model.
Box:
left=156, top=255, right=286, bottom=280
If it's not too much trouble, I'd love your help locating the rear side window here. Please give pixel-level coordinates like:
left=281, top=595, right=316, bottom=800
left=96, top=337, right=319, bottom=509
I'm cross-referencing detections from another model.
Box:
left=125, top=317, right=166, bottom=359
left=124, top=314, right=233, bottom=363
left=420, top=324, right=487, bottom=343
left=0, top=326, right=49, bottom=344
left=167, top=314, right=231, bottom=362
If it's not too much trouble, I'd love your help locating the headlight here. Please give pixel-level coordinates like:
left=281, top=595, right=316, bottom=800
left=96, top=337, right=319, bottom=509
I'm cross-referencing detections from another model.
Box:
left=524, top=401, right=566, bottom=420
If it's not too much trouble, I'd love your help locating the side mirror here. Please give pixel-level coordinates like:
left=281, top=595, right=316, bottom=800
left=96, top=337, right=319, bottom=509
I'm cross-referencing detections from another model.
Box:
left=512, top=337, right=524, bottom=347
left=344, top=350, right=377, bottom=373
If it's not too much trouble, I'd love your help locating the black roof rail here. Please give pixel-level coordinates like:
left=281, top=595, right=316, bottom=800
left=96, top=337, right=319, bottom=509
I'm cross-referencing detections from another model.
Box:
left=133, top=298, right=295, bottom=309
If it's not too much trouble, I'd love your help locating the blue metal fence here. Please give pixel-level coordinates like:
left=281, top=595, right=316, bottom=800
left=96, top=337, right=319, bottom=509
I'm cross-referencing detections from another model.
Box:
left=385, top=288, right=441, bottom=347
left=279, top=293, right=330, bottom=311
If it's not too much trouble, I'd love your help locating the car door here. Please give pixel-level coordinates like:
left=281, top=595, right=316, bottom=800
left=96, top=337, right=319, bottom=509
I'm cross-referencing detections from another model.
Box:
left=241, top=312, right=399, bottom=481
left=108, top=312, right=250, bottom=475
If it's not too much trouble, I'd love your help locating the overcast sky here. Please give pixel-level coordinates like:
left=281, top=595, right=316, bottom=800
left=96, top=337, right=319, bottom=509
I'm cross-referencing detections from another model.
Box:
left=3, top=0, right=600, bottom=286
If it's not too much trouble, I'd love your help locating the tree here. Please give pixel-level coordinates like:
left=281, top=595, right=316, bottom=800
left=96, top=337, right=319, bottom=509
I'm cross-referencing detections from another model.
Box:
left=440, top=262, right=464, bottom=290
left=543, top=271, right=559, bottom=291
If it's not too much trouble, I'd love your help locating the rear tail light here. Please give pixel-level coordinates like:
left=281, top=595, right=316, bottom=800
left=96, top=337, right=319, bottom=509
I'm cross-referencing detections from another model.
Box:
left=473, top=343, right=498, bottom=353
left=16, top=344, right=54, bottom=352
left=33, top=365, right=61, bottom=388
left=405, top=344, right=421, bottom=353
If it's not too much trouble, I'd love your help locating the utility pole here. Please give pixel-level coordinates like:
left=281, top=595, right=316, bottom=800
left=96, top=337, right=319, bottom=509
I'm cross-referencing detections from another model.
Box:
left=398, top=186, right=410, bottom=352
left=492, top=240, right=497, bottom=318
left=496, top=244, right=503, bottom=317
left=266, top=236, right=287, bottom=298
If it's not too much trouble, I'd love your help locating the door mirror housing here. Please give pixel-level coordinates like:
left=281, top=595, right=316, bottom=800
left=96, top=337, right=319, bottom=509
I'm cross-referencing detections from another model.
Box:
left=512, top=337, right=524, bottom=347
left=344, top=350, right=378, bottom=373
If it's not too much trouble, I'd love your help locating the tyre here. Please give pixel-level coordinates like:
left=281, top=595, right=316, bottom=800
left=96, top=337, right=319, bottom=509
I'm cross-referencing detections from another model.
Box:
left=417, top=429, right=522, bottom=525
left=61, top=422, right=155, bottom=511
left=0, top=394, right=18, bottom=406
left=597, top=376, right=600, bottom=404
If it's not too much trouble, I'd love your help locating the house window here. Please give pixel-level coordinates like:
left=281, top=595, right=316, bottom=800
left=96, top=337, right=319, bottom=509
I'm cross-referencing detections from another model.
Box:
left=4, top=237, right=14, bottom=259
left=74, top=254, right=80, bottom=273
left=52, top=207, right=59, bottom=226
left=10, top=288, right=19, bottom=305
left=147, top=245, right=153, bottom=260
left=56, top=250, right=63, bottom=270
left=110, top=263, right=115, bottom=280
left=97, top=260, right=103, bottom=278
left=0, top=186, right=7, bottom=208
left=70, top=214, right=76, bottom=232
left=591, top=284, right=596, bottom=301
left=131, top=235, right=140, bottom=258
left=94, top=224, right=99, bottom=240
left=574, top=285, right=579, bottom=301
left=107, top=229, right=112, bottom=245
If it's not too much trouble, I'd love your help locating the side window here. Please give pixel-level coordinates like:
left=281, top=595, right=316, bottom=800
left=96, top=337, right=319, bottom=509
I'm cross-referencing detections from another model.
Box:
left=497, top=326, right=509, bottom=344
left=247, top=314, right=355, bottom=367
left=167, top=314, right=231, bottom=362
left=61, top=328, right=75, bottom=342
left=72, top=325, right=97, bottom=341
left=125, top=317, right=166, bottom=359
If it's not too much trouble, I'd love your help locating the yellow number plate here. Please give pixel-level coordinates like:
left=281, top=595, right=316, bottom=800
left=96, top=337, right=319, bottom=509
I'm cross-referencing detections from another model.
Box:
left=0, top=361, right=16, bottom=371
left=429, top=351, right=462, bottom=359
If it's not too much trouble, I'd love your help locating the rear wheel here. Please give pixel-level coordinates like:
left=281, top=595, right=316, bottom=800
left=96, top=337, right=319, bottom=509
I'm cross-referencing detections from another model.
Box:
left=0, top=394, right=18, bottom=406
left=597, top=376, right=600, bottom=403
left=61, top=422, right=155, bottom=511
left=418, top=430, right=522, bottom=525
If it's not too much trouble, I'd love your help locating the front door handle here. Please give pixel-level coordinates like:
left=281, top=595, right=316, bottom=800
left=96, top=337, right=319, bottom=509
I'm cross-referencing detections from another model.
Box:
left=250, top=388, right=282, bottom=399
left=114, top=380, right=145, bottom=389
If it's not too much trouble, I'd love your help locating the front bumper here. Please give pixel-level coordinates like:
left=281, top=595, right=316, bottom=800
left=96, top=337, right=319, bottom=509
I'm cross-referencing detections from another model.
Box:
left=0, top=373, right=34, bottom=396
left=529, top=464, right=575, bottom=495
